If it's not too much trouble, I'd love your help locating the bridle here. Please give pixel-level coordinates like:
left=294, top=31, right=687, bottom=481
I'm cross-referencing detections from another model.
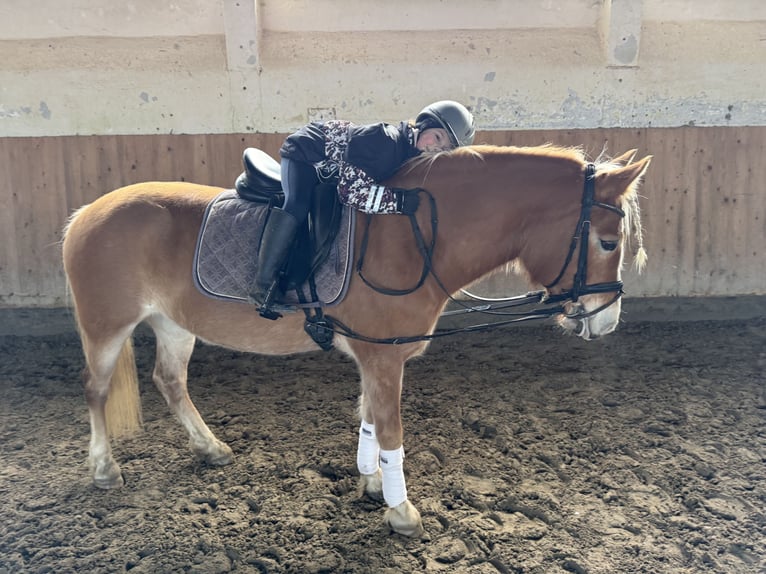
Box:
left=304, top=163, right=628, bottom=347
left=543, top=163, right=626, bottom=320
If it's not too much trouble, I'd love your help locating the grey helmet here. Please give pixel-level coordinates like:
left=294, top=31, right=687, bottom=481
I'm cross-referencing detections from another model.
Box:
left=416, top=100, right=475, bottom=147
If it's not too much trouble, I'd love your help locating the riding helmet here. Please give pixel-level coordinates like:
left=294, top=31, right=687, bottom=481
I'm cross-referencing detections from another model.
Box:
left=416, top=100, right=476, bottom=148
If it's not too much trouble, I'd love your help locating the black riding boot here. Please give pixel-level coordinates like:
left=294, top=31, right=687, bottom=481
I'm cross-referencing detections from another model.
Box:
left=250, top=208, right=299, bottom=319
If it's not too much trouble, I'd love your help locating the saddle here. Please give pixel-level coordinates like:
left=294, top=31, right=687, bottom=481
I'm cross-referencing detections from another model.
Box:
left=193, top=149, right=355, bottom=350
left=235, top=147, right=345, bottom=293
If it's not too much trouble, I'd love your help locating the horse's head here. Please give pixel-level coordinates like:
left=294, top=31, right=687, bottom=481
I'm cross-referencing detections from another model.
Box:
left=390, top=145, right=651, bottom=341
left=525, top=150, right=652, bottom=340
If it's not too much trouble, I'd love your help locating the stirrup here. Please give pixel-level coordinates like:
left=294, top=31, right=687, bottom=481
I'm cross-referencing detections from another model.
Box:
left=252, top=280, right=296, bottom=320
left=259, top=306, right=282, bottom=321
left=252, top=281, right=283, bottom=320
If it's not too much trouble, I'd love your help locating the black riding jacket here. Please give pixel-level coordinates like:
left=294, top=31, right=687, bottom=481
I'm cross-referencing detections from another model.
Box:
left=280, top=120, right=421, bottom=213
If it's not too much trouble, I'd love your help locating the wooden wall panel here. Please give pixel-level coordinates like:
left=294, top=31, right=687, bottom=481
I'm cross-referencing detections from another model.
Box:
left=0, top=133, right=286, bottom=306
left=0, top=127, right=763, bottom=307
left=475, top=126, right=765, bottom=299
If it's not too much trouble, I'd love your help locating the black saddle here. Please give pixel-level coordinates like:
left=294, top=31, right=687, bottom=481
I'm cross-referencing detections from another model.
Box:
left=234, top=148, right=343, bottom=292
left=235, top=148, right=283, bottom=201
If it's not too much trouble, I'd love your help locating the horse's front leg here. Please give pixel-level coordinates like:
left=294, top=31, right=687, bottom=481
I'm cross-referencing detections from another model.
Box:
left=356, top=348, right=423, bottom=537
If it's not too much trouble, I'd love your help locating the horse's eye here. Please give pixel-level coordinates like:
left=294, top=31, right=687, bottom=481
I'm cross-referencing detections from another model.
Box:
left=600, top=239, right=618, bottom=252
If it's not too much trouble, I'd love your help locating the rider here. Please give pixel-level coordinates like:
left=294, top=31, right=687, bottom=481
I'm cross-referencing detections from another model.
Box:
left=251, top=100, right=476, bottom=317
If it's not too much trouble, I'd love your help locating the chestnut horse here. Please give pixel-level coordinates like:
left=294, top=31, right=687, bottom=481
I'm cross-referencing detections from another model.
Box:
left=62, top=145, right=651, bottom=537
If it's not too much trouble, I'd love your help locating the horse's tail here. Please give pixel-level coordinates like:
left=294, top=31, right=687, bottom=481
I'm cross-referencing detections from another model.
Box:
left=63, top=206, right=143, bottom=438
left=68, top=301, right=144, bottom=439
left=105, top=338, right=143, bottom=438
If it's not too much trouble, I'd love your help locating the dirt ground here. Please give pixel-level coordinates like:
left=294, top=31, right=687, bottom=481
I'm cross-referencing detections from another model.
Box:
left=0, top=304, right=764, bottom=574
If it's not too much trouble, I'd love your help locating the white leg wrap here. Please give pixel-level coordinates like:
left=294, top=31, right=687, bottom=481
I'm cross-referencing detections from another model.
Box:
left=356, top=421, right=380, bottom=475
left=380, top=446, right=407, bottom=508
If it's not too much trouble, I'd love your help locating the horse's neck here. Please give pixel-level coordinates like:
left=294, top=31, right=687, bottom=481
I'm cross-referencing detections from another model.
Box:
left=432, top=194, right=523, bottom=293
left=429, top=158, right=571, bottom=294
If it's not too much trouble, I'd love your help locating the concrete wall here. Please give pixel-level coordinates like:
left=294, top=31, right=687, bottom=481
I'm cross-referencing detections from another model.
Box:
left=1, top=1, right=764, bottom=306
left=1, top=0, right=764, bottom=136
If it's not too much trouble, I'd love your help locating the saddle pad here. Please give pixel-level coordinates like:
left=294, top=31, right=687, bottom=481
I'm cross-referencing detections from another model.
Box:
left=193, top=190, right=355, bottom=307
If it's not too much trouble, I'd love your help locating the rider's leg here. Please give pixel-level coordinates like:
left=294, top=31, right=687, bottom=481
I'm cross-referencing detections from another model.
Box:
left=281, top=159, right=314, bottom=222
left=250, top=159, right=314, bottom=311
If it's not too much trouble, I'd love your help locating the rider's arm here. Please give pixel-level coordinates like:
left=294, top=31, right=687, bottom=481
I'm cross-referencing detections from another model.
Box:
left=337, top=163, right=419, bottom=215
left=337, top=163, right=397, bottom=213
left=336, top=122, right=420, bottom=214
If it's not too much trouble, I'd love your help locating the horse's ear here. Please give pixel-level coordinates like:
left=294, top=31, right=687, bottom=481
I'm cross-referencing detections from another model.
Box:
left=612, top=149, right=638, bottom=167
left=596, top=155, right=652, bottom=200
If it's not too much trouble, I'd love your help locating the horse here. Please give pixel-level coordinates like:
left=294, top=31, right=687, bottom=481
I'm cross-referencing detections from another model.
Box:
left=61, top=144, right=651, bottom=537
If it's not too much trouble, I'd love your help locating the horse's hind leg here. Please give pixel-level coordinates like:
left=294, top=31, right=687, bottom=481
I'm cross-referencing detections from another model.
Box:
left=147, top=314, right=233, bottom=465
left=83, top=326, right=138, bottom=489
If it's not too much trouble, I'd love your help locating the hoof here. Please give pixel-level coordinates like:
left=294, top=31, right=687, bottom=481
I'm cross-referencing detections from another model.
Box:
left=384, top=500, right=424, bottom=538
left=93, top=465, right=124, bottom=490
left=195, top=441, right=233, bottom=466
left=358, top=470, right=383, bottom=502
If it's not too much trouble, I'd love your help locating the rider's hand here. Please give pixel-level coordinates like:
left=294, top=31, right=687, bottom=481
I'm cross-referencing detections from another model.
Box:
left=394, top=189, right=422, bottom=215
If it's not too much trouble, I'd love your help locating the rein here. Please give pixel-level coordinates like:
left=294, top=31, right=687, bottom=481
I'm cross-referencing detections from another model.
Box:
left=326, top=287, right=573, bottom=346
left=310, top=163, right=626, bottom=346
left=356, top=193, right=438, bottom=295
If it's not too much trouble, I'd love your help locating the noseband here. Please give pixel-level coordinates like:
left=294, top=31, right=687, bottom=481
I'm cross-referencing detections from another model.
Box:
left=544, top=163, right=625, bottom=318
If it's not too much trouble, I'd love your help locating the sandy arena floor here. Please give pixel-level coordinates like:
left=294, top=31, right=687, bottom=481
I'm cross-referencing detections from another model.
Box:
left=0, top=302, right=764, bottom=573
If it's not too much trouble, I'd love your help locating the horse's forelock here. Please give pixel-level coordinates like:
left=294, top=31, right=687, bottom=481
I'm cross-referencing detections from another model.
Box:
left=593, top=154, right=647, bottom=272
left=623, top=191, right=647, bottom=272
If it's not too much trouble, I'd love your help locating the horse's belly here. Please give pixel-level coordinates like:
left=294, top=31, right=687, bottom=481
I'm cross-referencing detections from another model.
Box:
left=178, top=301, right=319, bottom=356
